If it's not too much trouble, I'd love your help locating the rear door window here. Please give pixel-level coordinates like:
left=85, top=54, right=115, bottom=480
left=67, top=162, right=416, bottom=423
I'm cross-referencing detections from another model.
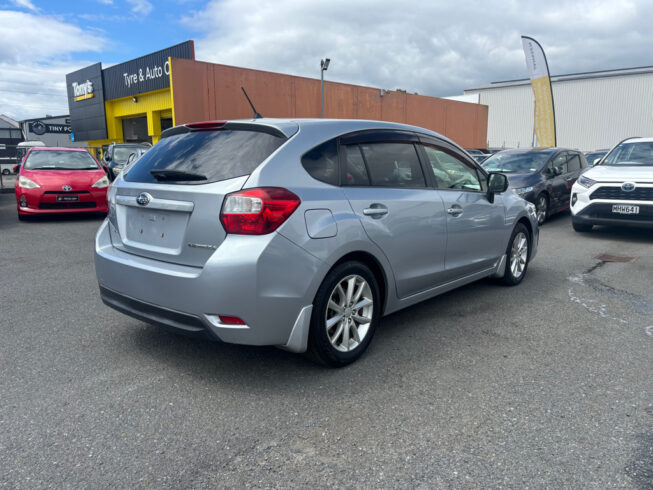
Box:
left=359, top=142, right=426, bottom=188
left=567, top=152, right=581, bottom=172
left=125, top=129, right=286, bottom=184
left=342, top=145, right=370, bottom=186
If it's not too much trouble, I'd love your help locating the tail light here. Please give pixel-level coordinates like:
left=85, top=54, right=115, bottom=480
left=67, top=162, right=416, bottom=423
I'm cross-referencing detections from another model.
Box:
left=220, top=187, right=300, bottom=235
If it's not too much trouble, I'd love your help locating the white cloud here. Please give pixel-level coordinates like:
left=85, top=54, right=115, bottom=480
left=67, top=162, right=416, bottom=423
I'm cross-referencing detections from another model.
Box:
left=183, top=0, right=653, bottom=98
left=0, top=11, right=108, bottom=119
left=10, top=0, right=38, bottom=12
left=97, top=0, right=113, bottom=4
left=126, top=0, right=153, bottom=16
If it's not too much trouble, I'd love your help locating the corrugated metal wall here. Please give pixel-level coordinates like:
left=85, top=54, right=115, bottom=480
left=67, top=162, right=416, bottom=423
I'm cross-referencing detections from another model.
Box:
left=465, top=73, right=653, bottom=151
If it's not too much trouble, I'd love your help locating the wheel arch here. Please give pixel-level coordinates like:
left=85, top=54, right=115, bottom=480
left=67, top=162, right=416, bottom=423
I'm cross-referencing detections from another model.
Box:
left=329, top=251, right=388, bottom=314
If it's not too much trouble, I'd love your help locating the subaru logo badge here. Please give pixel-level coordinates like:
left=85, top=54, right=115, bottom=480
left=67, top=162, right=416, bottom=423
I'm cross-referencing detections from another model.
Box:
left=62, top=185, right=72, bottom=191
left=621, top=182, right=636, bottom=192
left=136, top=192, right=152, bottom=206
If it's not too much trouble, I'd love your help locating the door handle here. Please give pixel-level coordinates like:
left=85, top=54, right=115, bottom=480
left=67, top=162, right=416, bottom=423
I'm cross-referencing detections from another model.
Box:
left=363, top=207, right=388, bottom=217
left=447, top=207, right=464, bottom=216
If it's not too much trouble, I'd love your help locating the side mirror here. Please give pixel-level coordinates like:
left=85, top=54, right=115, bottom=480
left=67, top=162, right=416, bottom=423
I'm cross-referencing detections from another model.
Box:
left=487, top=172, right=508, bottom=203
left=592, top=158, right=601, bottom=166
left=554, top=165, right=563, bottom=176
left=104, top=154, right=111, bottom=162
left=13, top=164, right=19, bottom=173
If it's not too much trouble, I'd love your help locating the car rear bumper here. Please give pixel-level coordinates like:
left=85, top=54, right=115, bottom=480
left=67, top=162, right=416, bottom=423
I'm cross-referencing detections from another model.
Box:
left=94, top=219, right=321, bottom=350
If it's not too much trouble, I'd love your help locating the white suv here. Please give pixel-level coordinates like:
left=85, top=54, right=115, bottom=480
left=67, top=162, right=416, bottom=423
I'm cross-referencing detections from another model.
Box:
left=571, top=137, right=653, bottom=231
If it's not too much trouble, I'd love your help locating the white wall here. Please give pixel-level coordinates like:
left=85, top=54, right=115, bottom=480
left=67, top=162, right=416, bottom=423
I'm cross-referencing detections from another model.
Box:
left=465, top=72, right=653, bottom=151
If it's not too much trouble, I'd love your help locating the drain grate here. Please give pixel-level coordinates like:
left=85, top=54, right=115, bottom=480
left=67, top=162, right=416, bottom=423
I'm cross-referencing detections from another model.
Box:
left=594, top=254, right=637, bottom=263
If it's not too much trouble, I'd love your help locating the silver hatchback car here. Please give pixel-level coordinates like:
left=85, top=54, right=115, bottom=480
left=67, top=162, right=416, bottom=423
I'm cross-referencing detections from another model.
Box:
left=95, top=119, right=538, bottom=366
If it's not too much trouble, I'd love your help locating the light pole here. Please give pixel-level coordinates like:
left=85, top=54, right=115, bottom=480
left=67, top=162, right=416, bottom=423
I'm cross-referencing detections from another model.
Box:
left=320, top=58, right=330, bottom=118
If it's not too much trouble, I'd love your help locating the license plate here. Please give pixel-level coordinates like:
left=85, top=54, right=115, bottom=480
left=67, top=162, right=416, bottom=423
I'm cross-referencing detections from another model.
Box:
left=612, top=204, right=639, bottom=215
left=57, top=195, right=79, bottom=202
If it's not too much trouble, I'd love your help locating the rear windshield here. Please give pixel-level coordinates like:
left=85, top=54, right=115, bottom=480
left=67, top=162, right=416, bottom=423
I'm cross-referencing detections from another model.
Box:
left=124, top=130, right=286, bottom=184
left=24, top=150, right=99, bottom=170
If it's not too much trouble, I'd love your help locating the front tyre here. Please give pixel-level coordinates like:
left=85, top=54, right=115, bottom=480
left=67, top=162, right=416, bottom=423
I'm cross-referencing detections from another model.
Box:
left=307, top=261, right=380, bottom=367
left=502, top=223, right=530, bottom=286
left=535, top=193, right=548, bottom=226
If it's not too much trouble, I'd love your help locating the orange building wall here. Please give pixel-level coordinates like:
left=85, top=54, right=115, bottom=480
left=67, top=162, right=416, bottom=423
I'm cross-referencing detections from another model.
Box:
left=170, top=58, right=488, bottom=148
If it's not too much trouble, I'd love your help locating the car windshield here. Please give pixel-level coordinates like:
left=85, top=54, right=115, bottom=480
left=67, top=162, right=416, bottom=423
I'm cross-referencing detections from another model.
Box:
left=113, top=146, right=146, bottom=164
left=601, top=142, right=653, bottom=166
left=482, top=152, right=550, bottom=173
left=24, top=150, right=99, bottom=170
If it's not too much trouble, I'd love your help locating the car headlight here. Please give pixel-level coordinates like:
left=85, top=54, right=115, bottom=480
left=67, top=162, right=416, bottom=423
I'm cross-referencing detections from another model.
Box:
left=514, top=186, right=534, bottom=195
left=18, top=175, right=41, bottom=189
left=92, top=176, right=110, bottom=188
left=577, top=175, right=596, bottom=188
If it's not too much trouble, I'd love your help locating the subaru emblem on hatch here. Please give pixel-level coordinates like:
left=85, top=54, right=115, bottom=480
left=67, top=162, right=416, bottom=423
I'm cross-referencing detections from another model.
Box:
left=621, top=182, right=636, bottom=192
left=136, top=192, right=152, bottom=206
left=62, top=185, right=72, bottom=191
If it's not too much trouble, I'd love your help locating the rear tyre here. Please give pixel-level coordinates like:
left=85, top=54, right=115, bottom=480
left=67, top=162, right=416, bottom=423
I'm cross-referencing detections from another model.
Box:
left=502, top=223, right=530, bottom=286
left=572, top=219, right=593, bottom=232
left=1, top=169, right=9, bottom=175
left=307, top=261, right=380, bottom=367
left=535, top=193, right=548, bottom=225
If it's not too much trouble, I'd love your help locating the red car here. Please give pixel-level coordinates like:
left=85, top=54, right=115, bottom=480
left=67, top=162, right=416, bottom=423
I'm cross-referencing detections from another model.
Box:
left=15, top=147, right=110, bottom=219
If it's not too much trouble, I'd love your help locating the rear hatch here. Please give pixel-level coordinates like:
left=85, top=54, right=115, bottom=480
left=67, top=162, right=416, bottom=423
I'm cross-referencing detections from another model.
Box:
left=108, top=121, right=296, bottom=267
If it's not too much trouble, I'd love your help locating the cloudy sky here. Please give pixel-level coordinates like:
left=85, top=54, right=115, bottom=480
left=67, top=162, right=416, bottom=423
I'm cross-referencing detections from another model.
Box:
left=1, top=0, right=652, bottom=120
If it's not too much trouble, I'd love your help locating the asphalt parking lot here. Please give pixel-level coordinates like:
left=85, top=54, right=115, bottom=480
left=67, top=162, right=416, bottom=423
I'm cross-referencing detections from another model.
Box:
left=0, top=192, right=651, bottom=488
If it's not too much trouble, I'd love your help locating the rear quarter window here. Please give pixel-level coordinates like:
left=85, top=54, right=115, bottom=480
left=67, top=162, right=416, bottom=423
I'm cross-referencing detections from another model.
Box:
left=301, top=138, right=339, bottom=185
left=125, top=129, right=286, bottom=184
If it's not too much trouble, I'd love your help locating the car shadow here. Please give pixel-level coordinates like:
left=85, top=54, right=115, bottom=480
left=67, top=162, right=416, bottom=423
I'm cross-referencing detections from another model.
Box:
left=18, top=212, right=107, bottom=223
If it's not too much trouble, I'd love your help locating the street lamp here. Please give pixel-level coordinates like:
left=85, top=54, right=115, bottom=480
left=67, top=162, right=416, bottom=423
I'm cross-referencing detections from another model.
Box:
left=320, top=58, right=330, bottom=118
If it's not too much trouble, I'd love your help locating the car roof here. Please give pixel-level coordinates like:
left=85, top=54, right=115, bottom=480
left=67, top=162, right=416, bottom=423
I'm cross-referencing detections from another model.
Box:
left=493, top=147, right=571, bottom=155
left=175, top=118, right=459, bottom=147
left=622, top=137, right=653, bottom=143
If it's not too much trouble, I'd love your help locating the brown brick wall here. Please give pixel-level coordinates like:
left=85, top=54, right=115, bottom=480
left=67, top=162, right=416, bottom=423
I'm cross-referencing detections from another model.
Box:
left=170, top=58, right=488, bottom=148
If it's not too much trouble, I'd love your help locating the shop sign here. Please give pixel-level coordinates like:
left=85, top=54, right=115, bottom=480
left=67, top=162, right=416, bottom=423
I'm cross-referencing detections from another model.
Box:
left=28, top=121, right=72, bottom=135
left=72, top=80, right=94, bottom=101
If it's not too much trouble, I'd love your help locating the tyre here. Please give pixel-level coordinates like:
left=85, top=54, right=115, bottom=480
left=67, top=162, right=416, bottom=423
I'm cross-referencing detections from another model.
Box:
left=572, top=219, right=593, bottom=233
left=17, top=213, right=28, bottom=221
left=535, top=193, right=548, bottom=226
left=1, top=168, right=9, bottom=175
left=502, top=223, right=530, bottom=286
left=307, top=261, right=380, bottom=367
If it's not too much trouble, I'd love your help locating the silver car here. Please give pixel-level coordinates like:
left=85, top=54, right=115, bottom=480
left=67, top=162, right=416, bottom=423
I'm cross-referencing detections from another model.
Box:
left=95, top=119, right=538, bottom=366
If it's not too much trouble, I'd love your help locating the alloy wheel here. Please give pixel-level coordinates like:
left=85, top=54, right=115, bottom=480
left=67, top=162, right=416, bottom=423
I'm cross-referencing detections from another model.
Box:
left=325, top=274, right=373, bottom=352
left=510, top=232, right=528, bottom=279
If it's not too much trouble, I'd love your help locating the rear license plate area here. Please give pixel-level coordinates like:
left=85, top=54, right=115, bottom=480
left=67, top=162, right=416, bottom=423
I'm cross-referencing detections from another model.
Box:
left=122, top=207, right=189, bottom=252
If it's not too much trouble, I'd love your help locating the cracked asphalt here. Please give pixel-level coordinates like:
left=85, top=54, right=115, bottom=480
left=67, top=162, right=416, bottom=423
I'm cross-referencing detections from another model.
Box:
left=0, top=192, right=651, bottom=488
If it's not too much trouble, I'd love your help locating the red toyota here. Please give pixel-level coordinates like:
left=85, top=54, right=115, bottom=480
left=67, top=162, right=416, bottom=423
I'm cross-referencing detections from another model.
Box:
left=15, top=147, right=110, bottom=219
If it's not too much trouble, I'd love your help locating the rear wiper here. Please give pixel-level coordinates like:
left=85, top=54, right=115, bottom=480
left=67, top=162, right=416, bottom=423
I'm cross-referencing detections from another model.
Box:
left=150, top=169, right=207, bottom=181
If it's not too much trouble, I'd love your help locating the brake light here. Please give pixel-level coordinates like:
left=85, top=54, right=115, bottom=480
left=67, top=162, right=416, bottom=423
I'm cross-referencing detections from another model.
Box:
left=220, top=187, right=301, bottom=235
left=185, top=121, right=227, bottom=131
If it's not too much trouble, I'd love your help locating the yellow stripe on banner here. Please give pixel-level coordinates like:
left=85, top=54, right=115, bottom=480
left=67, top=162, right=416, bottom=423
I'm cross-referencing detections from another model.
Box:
left=74, top=93, right=95, bottom=102
left=531, top=76, right=555, bottom=147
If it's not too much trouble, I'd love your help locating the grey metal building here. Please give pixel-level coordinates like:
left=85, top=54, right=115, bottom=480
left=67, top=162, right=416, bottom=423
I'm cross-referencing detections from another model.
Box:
left=463, top=66, right=653, bottom=152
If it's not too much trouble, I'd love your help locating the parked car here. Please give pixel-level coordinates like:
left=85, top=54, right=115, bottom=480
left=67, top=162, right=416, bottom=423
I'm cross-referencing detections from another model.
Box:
left=2, top=141, right=45, bottom=175
left=466, top=149, right=491, bottom=164
left=584, top=149, right=608, bottom=166
left=482, top=147, right=587, bottom=225
left=103, top=142, right=151, bottom=178
left=95, top=119, right=538, bottom=367
left=571, top=137, right=653, bottom=231
left=14, top=147, right=109, bottom=219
